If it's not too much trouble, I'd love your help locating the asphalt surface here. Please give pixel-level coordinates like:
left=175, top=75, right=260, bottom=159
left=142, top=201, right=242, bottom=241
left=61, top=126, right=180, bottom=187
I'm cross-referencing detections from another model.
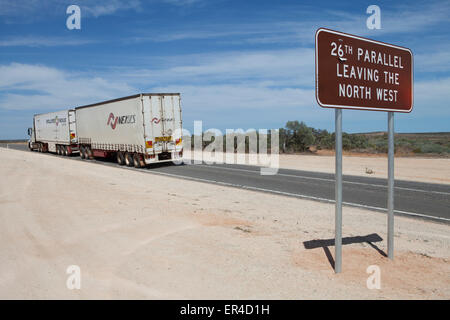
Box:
left=2, top=143, right=449, bottom=223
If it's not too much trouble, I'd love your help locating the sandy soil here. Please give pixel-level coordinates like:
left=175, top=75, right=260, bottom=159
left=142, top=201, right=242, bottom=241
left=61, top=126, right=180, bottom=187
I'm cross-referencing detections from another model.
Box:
left=0, top=148, right=449, bottom=299
left=184, top=151, right=450, bottom=185
left=278, top=154, right=450, bottom=185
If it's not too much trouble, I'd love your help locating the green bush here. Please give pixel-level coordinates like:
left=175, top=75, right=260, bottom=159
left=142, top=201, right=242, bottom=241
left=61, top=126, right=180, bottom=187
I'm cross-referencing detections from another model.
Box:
left=280, top=121, right=315, bottom=152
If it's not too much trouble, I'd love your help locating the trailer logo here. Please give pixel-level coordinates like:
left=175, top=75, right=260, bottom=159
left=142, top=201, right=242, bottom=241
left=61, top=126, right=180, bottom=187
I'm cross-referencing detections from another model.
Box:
left=151, top=117, right=174, bottom=124
left=46, top=116, right=66, bottom=126
left=107, top=113, right=136, bottom=129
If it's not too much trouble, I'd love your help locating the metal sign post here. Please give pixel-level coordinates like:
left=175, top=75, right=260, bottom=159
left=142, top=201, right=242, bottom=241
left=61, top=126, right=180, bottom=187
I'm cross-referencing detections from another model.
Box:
left=315, top=28, right=413, bottom=273
left=335, top=109, right=343, bottom=273
left=387, top=112, right=394, bottom=259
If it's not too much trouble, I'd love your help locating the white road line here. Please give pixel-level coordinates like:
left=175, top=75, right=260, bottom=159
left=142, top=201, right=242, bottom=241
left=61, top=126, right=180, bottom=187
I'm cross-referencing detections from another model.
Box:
left=192, top=164, right=450, bottom=196
left=144, top=168, right=450, bottom=223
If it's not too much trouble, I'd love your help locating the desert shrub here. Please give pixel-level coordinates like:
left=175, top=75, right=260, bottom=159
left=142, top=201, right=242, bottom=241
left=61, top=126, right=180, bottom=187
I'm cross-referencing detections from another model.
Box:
left=314, top=129, right=334, bottom=149
left=280, top=121, right=315, bottom=152
left=419, top=143, right=446, bottom=154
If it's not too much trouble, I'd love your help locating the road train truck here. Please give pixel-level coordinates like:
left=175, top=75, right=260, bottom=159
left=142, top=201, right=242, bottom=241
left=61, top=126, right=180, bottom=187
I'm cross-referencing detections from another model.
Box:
left=28, top=93, right=183, bottom=167
left=28, top=109, right=78, bottom=155
left=76, top=93, right=183, bottom=167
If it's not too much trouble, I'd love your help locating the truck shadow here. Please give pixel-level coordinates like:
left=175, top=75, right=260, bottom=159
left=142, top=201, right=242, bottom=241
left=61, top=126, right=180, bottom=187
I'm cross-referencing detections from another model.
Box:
left=303, top=233, right=386, bottom=269
left=92, top=155, right=185, bottom=170
left=147, top=162, right=184, bottom=169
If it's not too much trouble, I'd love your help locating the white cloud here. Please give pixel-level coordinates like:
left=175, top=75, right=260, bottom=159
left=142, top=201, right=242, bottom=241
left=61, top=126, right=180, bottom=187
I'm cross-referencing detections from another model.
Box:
left=300, top=2, right=450, bottom=38
left=0, top=36, right=97, bottom=47
left=0, top=0, right=142, bottom=21
left=414, top=77, right=450, bottom=116
left=131, top=21, right=314, bottom=45
left=128, top=1, right=450, bottom=47
left=1, top=47, right=449, bottom=132
left=0, top=63, right=136, bottom=110
left=162, top=0, right=204, bottom=6
left=82, top=0, right=142, bottom=18
left=376, top=2, right=450, bottom=34
left=415, top=47, right=450, bottom=73
left=149, top=84, right=319, bottom=131
left=153, top=84, right=315, bottom=110
left=115, top=48, right=315, bottom=88
left=0, top=0, right=42, bottom=17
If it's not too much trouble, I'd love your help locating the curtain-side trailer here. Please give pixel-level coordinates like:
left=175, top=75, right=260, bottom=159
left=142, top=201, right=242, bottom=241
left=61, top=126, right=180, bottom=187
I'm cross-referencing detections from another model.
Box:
left=75, top=93, right=183, bottom=167
left=28, top=109, right=78, bottom=155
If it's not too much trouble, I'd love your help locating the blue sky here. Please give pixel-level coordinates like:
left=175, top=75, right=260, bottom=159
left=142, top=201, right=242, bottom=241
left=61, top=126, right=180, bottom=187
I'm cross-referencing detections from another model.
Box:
left=0, top=0, right=449, bottom=138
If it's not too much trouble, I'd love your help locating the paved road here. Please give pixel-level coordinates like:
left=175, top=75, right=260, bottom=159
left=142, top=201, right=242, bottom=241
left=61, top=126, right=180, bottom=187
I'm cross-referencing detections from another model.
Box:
left=2, top=143, right=449, bottom=223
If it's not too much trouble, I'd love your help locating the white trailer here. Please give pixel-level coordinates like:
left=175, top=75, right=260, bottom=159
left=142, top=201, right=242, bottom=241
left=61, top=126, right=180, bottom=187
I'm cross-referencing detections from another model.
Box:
left=28, top=109, right=78, bottom=155
left=75, top=93, right=183, bottom=167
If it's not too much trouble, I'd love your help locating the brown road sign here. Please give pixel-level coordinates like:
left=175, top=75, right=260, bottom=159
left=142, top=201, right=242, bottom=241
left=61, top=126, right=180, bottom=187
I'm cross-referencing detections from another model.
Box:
left=315, top=28, right=413, bottom=112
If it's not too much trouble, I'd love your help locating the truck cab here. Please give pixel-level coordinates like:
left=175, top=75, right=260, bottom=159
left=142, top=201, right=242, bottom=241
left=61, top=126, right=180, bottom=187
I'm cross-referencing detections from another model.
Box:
left=27, top=126, right=36, bottom=150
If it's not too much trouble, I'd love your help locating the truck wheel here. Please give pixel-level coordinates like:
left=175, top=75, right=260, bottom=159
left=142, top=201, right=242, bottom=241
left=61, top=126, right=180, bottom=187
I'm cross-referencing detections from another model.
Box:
left=63, top=146, right=69, bottom=156
left=86, top=147, right=93, bottom=160
left=125, top=152, right=134, bottom=167
left=83, top=147, right=89, bottom=159
left=38, top=144, right=42, bottom=152
left=116, top=152, right=125, bottom=165
left=80, top=146, right=86, bottom=159
left=57, top=145, right=61, bottom=155
left=133, top=154, right=142, bottom=168
left=139, top=155, right=146, bottom=168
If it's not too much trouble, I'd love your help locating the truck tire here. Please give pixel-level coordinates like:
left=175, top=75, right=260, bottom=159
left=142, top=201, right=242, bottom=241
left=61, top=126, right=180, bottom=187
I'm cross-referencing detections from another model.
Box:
left=133, top=154, right=142, bottom=168
left=86, top=147, right=93, bottom=160
left=138, top=154, right=146, bottom=168
left=80, top=146, right=86, bottom=159
left=83, top=148, right=88, bottom=159
left=125, top=152, right=134, bottom=167
left=116, top=152, right=125, bottom=165
left=84, top=147, right=90, bottom=159
left=63, top=146, right=69, bottom=156
left=38, top=144, right=43, bottom=152
left=56, top=145, right=61, bottom=155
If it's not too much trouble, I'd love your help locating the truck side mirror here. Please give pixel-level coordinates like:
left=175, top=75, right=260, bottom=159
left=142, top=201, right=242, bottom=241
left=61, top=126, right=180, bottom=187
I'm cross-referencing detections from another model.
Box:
left=27, top=128, right=32, bottom=136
